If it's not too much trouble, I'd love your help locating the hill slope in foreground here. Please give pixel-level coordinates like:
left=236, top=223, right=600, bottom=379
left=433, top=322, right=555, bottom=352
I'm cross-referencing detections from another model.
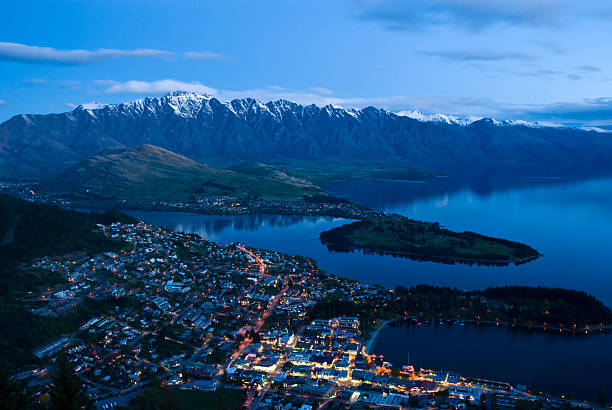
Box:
left=320, top=216, right=540, bottom=265
left=0, top=195, right=135, bottom=364
left=48, top=144, right=324, bottom=204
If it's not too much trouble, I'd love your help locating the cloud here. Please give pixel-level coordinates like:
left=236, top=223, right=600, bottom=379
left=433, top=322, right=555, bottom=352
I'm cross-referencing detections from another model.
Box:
left=22, top=78, right=47, bottom=85
left=217, top=86, right=499, bottom=115
left=0, top=99, right=5, bottom=105
left=355, top=0, right=566, bottom=31
left=521, top=68, right=564, bottom=78
left=309, top=86, right=334, bottom=95
left=0, top=42, right=172, bottom=64
left=98, top=79, right=218, bottom=94
left=65, top=103, right=77, bottom=109
left=242, top=89, right=612, bottom=126
left=509, top=97, right=612, bottom=125
left=183, top=51, right=226, bottom=60
left=216, top=86, right=341, bottom=107
left=58, top=80, right=82, bottom=90
left=0, top=42, right=227, bottom=65
left=530, top=40, right=565, bottom=55
left=420, top=49, right=536, bottom=62
left=575, top=65, right=601, bottom=72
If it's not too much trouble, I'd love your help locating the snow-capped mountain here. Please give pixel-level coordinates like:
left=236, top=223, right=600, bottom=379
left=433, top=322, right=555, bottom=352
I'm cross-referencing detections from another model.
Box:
left=395, top=109, right=568, bottom=129
left=395, top=110, right=482, bottom=126
left=1, top=91, right=612, bottom=180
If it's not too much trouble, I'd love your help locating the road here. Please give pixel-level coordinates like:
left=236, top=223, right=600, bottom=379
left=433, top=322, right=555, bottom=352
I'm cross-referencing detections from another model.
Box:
left=229, top=245, right=299, bottom=409
left=237, top=244, right=266, bottom=275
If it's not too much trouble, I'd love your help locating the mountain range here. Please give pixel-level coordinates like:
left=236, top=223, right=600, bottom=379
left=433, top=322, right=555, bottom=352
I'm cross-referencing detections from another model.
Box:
left=1, top=91, right=612, bottom=180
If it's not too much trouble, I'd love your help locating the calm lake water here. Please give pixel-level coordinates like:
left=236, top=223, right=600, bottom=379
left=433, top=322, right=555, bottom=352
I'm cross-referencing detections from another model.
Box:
left=123, top=173, right=612, bottom=401
left=372, top=320, right=611, bottom=402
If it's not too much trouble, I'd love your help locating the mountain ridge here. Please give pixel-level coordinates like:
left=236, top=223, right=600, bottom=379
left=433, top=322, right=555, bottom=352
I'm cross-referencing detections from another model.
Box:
left=2, top=91, right=612, bottom=180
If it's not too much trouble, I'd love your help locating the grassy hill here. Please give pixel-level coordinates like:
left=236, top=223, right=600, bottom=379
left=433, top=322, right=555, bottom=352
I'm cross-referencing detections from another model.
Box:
left=228, top=161, right=322, bottom=187
left=270, top=159, right=441, bottom=185
left=48, top=145, right=324, bottom=203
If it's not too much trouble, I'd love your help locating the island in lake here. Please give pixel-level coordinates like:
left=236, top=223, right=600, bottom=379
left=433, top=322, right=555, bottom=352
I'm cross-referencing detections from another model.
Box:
left=320, top=216, right=540, bottom=265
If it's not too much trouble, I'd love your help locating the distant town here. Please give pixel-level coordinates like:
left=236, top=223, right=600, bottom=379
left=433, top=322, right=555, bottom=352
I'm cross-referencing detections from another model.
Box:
left=0, top=180, right=384, bottom=220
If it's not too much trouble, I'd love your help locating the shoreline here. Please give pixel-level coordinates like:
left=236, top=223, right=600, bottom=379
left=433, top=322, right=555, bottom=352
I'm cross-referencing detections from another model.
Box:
left=364, top=319, right=393, bottom=354
left=53, top=200, right=379, bottom=221
left=377, top=316, right=612, bottom=337
left=363, top=316, right=612, bottom=363
left=321, top=240, right=541, bottom=266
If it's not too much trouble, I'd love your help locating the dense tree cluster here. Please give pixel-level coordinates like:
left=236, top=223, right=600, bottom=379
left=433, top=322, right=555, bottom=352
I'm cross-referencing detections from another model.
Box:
left=0, top=194, right=135, bottom=266
left=0, top=195, right=136, bottom=366
left=308, top=284, right=612, bottom=332
left=320, top=216, right=539, bottom=264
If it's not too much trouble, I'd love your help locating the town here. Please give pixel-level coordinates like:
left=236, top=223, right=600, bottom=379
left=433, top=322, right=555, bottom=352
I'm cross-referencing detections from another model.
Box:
left=0, top=181, right=385, bottom=220
left=10, top=220, right=595, bottom=409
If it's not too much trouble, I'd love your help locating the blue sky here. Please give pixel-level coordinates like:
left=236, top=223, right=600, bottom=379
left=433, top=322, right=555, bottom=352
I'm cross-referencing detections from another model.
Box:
left=1, top=0, right=612, bottom=125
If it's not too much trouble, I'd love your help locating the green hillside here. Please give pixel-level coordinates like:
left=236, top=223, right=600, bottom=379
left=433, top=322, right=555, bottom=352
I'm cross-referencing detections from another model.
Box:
left=49, top=145, right=324, bottom=203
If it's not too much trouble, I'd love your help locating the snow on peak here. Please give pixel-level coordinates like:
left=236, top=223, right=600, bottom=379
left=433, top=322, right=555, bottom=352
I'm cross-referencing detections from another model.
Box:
left=396, top=110, right=568, bottom=129
left=77, top=102, right=108, bottom=110
left=161, top=91, right=213, bottom=117
left=396, top=110, right=481, bottom=126
left=579, top=126, right=612, bottom=133
left=503, top=119, right=566, bottom=129
left=164, top=90, right=212, bottom=98
left=68, top=94, right=582, bottom=131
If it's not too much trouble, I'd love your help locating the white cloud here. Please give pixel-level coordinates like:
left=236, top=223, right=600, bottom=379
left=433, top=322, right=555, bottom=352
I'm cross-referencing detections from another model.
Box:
left=23, top=78, right=47, bottom=85
left=0, top=42, right=172, bottom=64
left=58, top=80, right=82, bottom=90
left=309, top=86, right=334, bottom=95
left=0, top=42, right=227, bottom=65
left=356, top=0, right=567, bottom=31
left=96, top=80, right=340, bottom=106
left=0, top=99, right=5, bottom=105
left=184, top=51, right=226, bottom=60
left=94, top=79, right=493, bottom=113
left=217, top=88, right=612, bottom=126
left=98, top=79, right=218, bottom=94
left=65, top=103, right=77, bottom=109
left=505, top=97, right=612, bottom=125
left=420, top=49, right=536, bottom=62
left=575, top=65, right=601, bottom=72
left=216, top=86, right=342, bottom=107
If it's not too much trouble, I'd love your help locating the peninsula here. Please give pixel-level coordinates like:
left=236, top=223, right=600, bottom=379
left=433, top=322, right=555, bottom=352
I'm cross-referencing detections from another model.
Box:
left=320, top=216, right=540, bottom=265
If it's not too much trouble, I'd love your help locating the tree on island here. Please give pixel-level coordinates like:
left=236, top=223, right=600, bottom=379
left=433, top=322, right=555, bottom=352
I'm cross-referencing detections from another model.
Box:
left=49, top=353, right=93, bottom=410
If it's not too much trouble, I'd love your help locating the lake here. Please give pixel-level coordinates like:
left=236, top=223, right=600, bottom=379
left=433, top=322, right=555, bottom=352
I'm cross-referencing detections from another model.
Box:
left=371, top=319, right=611, bottom=402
